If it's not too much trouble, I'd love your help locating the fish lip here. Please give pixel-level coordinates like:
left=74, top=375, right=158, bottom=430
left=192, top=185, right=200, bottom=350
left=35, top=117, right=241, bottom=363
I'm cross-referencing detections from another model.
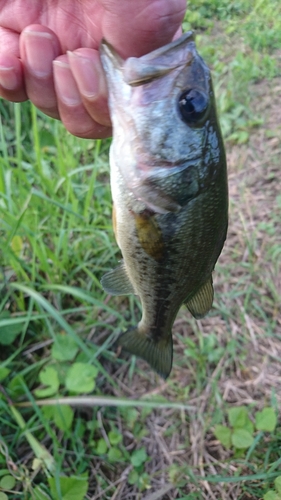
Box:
left=100, top=31, right=196, bottom=84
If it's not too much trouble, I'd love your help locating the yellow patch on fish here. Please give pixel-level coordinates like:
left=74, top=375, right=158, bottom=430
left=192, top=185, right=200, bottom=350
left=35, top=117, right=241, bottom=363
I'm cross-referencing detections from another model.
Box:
left=132, top=210, right=164, bottom=261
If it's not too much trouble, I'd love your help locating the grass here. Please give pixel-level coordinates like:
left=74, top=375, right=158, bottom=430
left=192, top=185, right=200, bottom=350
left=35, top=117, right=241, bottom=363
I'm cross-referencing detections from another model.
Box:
left=0, top=0, right=281, bottom=498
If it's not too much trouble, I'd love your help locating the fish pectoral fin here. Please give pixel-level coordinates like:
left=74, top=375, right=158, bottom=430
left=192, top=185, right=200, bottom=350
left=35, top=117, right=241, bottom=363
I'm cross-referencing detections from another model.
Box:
left=101, top=262, right=135, bottom=296
left=185, top=276, right=214, bottom=319
left=118, top=328, right=173, bottom=379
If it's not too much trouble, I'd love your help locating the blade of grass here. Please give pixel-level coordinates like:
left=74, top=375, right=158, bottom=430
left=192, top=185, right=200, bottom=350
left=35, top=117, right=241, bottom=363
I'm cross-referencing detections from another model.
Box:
left=9, top=405, right=55, bottom=474
left=17, top=395, right=195, bottom=411
left=10, top=283, right=118, bottom=387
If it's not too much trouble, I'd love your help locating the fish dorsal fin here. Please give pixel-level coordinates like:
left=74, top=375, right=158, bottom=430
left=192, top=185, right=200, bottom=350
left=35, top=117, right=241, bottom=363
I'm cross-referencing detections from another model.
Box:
left=185, top=276, right=214, bottom=319
left=118, top=327, right=173, bottom=379
left=101, top=262, right=135, bottom=296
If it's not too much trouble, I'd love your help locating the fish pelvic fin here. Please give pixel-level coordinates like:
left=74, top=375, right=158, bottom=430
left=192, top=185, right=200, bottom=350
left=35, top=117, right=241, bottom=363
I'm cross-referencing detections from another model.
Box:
left=101, top=262, right=135, bottom=296
left=185, top=275, right=214, bottom=319
left=118, top=328, right=173, bottom=379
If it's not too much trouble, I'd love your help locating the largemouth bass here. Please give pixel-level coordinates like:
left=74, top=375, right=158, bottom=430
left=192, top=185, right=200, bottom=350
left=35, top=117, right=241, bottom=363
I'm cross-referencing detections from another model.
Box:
left=100, top=31, right=228, bottom=379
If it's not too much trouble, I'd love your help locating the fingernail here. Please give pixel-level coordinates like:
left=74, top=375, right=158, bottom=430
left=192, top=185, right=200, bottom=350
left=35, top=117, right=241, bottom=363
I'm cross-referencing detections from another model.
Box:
left=67, top=51, right=106, bottom=100
left=0, top=66, right=18, bottom=90
left=23, top=30, right=55, bottom=77
left=53, top=60, right=82, bottom=106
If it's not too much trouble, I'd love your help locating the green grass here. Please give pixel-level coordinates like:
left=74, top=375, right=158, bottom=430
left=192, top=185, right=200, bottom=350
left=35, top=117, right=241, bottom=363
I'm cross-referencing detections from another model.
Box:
left=1, top=0, right=281, bottom=498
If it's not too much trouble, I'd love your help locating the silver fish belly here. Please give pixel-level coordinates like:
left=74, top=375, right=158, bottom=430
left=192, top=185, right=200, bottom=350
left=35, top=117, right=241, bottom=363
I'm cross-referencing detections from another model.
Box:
left=100, top=31, right=228, bottom=378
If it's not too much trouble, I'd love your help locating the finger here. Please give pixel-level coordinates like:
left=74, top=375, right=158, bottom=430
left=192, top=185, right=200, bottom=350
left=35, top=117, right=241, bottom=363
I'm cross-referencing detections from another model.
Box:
left=53, top=55, right=111, bottom=139
left=0, top=53, right=27, bottom=101
left=20, top=24, right=62, bottom=119
left=0, top=28, right=27, bottom=101
left=173, top=25, right=183, bottom=40
left=101, top=0, right=187, bottom=57
left=67, top=49, right=111, bottom=127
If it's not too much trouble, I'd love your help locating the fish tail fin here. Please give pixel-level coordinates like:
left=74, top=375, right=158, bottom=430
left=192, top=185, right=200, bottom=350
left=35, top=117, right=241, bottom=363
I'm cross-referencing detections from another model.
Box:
left=118, top=327, right=173, bottom=379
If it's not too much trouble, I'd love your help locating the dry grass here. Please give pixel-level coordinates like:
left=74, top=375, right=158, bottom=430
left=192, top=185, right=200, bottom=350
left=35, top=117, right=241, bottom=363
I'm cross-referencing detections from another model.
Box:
left=1, top=9, right=281, bottom=499
left=0, top=78, right=279, bottom=500
left=87, top=77, right=281, bottom=500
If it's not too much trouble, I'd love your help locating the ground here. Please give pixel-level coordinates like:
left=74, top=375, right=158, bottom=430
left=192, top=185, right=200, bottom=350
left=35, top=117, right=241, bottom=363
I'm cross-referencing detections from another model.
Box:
left=94, top=79, right=281, bottom=500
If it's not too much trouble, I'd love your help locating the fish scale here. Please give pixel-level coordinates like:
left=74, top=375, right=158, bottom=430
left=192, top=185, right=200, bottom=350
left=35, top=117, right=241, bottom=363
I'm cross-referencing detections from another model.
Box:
left=100, top=31, right=228, bottom=378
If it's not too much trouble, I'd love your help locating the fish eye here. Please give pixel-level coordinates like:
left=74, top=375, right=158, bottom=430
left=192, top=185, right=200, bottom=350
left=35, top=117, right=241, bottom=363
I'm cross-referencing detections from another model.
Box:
left=178, top=89, right=209, bottom=124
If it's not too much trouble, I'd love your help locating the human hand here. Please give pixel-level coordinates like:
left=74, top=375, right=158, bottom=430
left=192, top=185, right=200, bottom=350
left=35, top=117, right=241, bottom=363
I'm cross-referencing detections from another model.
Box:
left=0, top=0, right=186, bottom=138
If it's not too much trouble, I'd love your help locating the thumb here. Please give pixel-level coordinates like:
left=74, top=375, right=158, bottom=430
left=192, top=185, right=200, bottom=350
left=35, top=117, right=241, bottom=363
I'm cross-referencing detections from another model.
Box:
left=101, top=0, right=186, bottom=57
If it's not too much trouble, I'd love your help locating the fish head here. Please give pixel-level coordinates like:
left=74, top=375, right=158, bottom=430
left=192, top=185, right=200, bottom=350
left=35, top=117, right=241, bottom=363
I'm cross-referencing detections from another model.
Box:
left=100, top=32, right=225, bottom=213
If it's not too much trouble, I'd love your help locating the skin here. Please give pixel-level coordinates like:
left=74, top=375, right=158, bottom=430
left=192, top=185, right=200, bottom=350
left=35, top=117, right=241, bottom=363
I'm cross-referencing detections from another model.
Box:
left=0, top=0, right=186, bottom=138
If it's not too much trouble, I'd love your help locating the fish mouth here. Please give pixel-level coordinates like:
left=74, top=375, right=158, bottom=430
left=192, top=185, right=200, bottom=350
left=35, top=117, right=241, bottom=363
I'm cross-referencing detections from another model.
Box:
left=101, top=31, right=195, bottom=86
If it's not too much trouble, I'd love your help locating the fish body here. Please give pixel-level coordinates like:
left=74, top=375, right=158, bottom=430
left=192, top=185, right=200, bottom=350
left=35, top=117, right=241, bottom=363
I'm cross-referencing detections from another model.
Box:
left=100, top=32, right=228, bottom=378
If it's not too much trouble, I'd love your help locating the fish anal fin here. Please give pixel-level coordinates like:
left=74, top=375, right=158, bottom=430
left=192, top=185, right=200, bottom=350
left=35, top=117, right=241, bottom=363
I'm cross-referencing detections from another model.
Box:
left=101, top=263, right=135, bottom=296
left=185, top=276, right=214, bottom=319
left=118, top=327, right=173, bottom=379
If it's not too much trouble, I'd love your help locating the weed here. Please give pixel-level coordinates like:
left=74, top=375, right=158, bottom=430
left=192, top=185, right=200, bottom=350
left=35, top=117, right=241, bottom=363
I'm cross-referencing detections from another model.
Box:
left=214, top=405, right=277, bottom=451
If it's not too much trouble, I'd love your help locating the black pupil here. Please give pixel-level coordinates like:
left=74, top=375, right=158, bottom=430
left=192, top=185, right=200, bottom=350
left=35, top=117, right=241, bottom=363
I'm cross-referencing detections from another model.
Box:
left=178, top=89, right=208, bottom=124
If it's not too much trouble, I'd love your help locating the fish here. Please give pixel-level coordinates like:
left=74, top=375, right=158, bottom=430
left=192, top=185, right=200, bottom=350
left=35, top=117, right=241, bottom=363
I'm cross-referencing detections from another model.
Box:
left=99, top=31, right=228, bottom=379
